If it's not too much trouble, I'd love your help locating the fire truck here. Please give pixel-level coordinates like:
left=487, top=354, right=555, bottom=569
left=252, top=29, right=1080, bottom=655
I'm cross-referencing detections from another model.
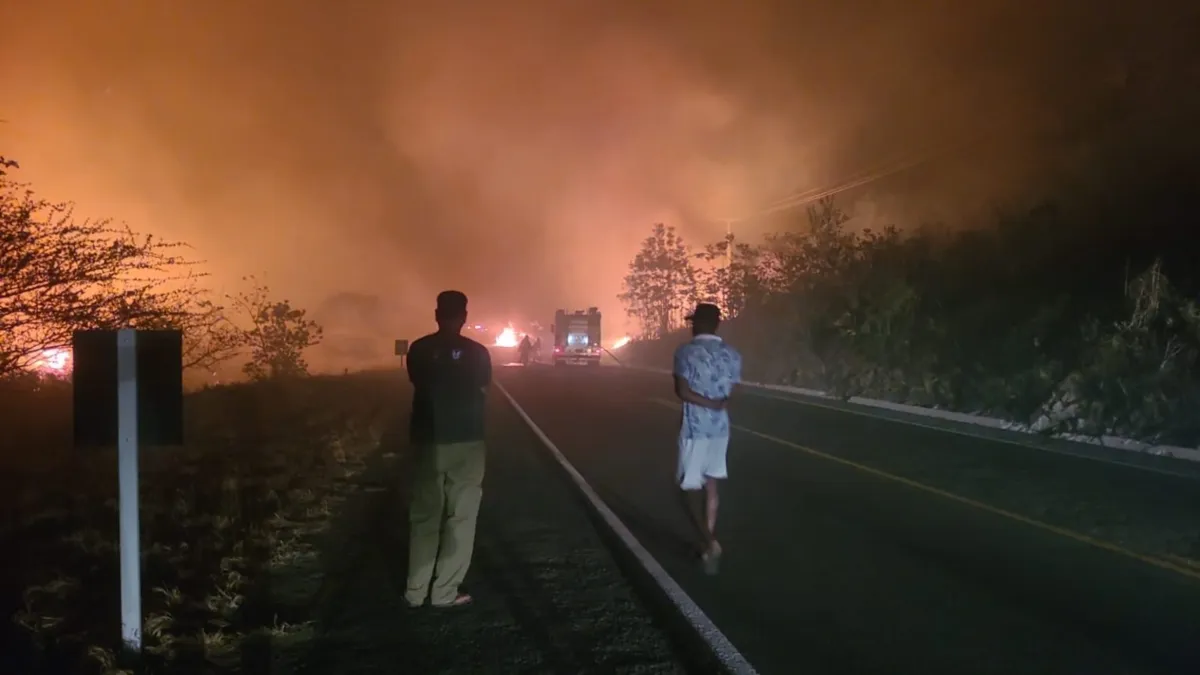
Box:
left=551, top=308, right=602, bottom=367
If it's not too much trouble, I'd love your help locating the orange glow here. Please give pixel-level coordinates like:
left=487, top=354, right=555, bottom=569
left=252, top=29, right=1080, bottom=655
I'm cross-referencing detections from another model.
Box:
left=29, top=348, right=71, bottom=375
left=3, top=0, right=1155, bottom=361
left=612, top=336, right=631, bottom=349
left=494, top=326, right=521, bottom=348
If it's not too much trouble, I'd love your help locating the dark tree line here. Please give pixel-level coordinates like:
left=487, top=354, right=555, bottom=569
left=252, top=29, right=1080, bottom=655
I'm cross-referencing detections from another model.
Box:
left=620, top=194, right=1200, bottom=446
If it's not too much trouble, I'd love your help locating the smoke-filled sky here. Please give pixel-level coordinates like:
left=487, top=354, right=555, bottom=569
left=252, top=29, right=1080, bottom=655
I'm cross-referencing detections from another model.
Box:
left=2, top=0, right=1196, bottom=343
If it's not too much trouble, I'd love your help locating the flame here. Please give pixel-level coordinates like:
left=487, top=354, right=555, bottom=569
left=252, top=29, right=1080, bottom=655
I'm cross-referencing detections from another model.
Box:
left=494, top=326, right=521, bottom=348
left=612, top=336, right=632, bottom=350
left=30, top=348, right=71, bottom=374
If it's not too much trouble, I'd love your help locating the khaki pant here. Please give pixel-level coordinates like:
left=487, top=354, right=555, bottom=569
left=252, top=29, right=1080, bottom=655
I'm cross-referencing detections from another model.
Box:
left=405, top=441, right=486, bottom=606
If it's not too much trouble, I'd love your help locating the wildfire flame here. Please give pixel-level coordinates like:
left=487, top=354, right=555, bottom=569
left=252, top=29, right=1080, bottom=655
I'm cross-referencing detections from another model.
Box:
left=612, top=336, right=631, bottom=350
left=494, top=326, right=521, bottom=348
left=30, top=348, right=71, bottom=375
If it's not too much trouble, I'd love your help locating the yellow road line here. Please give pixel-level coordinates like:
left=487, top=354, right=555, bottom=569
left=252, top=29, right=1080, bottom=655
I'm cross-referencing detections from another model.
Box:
left=650, top=398, right=1200, bottom=582
left=626, top=366, right=1200, bottom=479
left=743, top=389, right=1200, bottom=478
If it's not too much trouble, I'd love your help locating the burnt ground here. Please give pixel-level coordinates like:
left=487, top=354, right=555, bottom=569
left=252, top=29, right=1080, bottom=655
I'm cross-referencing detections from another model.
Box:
left=274, top=383, right=689, bottom=675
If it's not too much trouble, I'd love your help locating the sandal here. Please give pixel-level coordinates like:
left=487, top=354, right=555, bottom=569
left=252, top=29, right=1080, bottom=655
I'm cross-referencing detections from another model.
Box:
left=432, top=592, right=473, bottom=608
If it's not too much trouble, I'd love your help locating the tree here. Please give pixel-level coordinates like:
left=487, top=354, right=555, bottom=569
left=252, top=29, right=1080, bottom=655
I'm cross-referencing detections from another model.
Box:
left=619, top=223, right=697, bottom=339
left=759, top=197, right=856, bottom=295
left=135, top=292, right=243, bottom=372
left=230, top=278, right=323, bottom=380
left=694, top=233, right=765, bottom=319
left=0, top=158, right=208, bottom=378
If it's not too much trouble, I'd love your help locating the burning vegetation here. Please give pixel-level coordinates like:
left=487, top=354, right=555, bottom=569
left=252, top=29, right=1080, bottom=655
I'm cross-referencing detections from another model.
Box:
left=0, top=158, right=324, bottom=388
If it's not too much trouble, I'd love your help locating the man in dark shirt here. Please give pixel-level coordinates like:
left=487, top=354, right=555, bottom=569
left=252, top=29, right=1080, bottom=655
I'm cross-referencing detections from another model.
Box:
left=404, top=290, right=492, bottom=608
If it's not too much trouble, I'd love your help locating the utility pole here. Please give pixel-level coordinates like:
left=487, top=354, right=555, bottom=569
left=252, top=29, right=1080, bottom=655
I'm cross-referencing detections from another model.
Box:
left=723, top=219, right=733, bottom=311
left=726, top=220, right=733, bottom=266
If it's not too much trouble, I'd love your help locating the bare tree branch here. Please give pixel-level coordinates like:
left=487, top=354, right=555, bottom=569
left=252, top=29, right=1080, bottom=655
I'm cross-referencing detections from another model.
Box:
left=0, top=160, right=237, bottom=378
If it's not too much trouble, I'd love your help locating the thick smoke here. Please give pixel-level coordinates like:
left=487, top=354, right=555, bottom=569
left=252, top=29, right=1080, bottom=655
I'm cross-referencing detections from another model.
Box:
left=2, top=0, right=1195, bottom=346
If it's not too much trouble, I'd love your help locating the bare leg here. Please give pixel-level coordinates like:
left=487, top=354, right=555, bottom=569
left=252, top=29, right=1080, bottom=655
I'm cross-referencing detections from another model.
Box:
left=704, top=478, right=721, bottom=551
left=695, top=478, right=722, bottom=575
left=683, top=488, right=713, bottom=555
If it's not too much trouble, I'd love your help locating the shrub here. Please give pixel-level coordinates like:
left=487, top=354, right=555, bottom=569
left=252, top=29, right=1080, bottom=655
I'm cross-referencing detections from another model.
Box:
left=619, top=188, right=1200, bottom=446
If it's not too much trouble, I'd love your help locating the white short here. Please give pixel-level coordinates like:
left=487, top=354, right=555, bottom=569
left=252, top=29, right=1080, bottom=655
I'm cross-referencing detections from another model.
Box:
left=677, top=435, right=730, bottom=491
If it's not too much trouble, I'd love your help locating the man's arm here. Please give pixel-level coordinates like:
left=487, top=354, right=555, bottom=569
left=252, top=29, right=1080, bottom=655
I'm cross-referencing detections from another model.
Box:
left=406, top=341, right=427, bottom=387
left=672, top=346, right=726, bottom=410
left=674, top=375, right=727, bottom=409
left=725, top=350, right=743, bottom=399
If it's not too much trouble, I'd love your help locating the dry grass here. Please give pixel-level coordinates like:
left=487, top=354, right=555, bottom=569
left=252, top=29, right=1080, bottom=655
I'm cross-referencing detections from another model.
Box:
left=2, top=371, right=396, bottom=674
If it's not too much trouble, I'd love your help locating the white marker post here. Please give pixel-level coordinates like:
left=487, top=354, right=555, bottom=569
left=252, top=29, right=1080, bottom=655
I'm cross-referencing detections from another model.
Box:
left=116, top=328, right=142, bottom=652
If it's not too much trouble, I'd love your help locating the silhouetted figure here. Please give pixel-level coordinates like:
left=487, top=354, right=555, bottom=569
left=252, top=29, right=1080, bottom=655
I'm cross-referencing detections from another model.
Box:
left=404, top=290, right=492, bottom=608
left=517, top=334, right=533, bottom=365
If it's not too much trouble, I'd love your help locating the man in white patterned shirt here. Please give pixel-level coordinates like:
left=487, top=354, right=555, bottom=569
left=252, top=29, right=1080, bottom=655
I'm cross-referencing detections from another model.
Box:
left=672, top=303, right=742, bottom=574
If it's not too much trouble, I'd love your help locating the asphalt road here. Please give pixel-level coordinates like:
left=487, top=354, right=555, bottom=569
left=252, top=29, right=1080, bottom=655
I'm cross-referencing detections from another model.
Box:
left=497, top=365, right=1200, bottom=675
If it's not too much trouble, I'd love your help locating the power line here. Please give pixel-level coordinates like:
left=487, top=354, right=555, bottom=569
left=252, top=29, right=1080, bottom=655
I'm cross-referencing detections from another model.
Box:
left=720, top=142, right=961, bottom=227
left=726, top=151, right=939, bottom=225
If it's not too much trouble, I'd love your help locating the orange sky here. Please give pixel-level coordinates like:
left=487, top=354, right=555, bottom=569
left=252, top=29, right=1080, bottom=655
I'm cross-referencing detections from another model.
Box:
left=2, top=0, right=1195, bottom=349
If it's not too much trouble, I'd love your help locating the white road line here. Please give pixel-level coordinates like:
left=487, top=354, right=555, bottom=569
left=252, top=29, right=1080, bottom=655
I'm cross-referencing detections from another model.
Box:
left=647, top=398, right=1200, bottom=582
left=617, top=367, right=1200, bottom=480
left=741, top=389, right=1200, bottom=481
left=496, top=382, right=759, bottom=675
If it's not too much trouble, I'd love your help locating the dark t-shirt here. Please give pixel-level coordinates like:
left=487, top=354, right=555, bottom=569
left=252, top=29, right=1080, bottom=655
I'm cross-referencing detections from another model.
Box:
left=407, top=331, right=492, bottom=445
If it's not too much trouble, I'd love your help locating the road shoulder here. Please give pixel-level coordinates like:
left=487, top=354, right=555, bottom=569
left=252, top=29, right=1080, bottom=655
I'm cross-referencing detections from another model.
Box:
left=287, top=388, right=687, bottom=674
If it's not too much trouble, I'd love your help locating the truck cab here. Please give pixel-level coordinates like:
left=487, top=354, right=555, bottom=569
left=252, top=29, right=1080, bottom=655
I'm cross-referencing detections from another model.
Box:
left=551, top=308, right=602, bottom=367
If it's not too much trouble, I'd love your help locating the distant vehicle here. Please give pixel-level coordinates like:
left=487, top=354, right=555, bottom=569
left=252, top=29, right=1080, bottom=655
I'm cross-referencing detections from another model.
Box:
left=552, top=308, right=602, bottom=367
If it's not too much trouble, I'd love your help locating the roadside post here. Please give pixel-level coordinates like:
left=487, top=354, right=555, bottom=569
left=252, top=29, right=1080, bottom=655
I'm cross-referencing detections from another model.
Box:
left=394, top=338, right=409, bottom=367
left=72, top=328, right=184, bottom=657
